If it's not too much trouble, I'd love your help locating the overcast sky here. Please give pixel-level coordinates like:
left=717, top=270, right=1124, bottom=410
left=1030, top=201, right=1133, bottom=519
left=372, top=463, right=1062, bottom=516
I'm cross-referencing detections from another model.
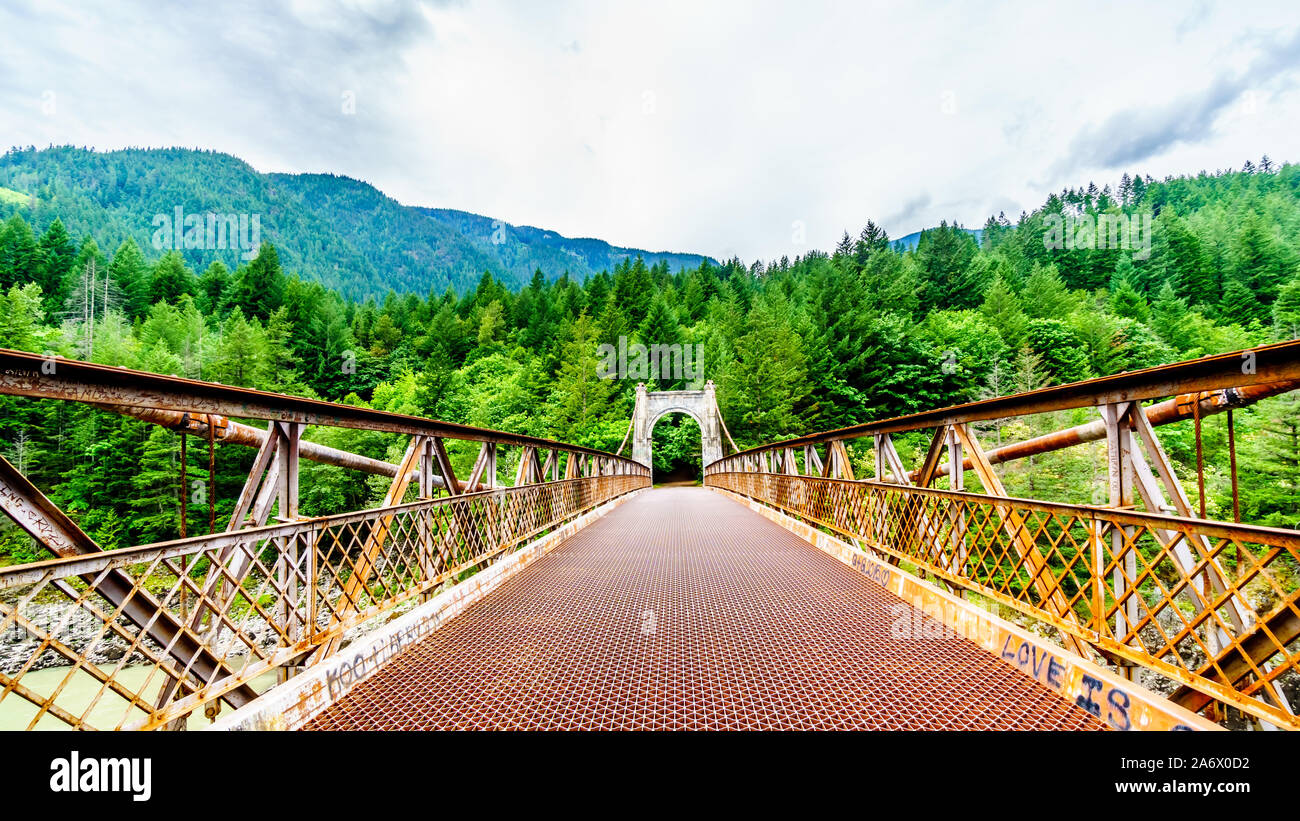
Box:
left=2, top=0, right=1298, bottom=262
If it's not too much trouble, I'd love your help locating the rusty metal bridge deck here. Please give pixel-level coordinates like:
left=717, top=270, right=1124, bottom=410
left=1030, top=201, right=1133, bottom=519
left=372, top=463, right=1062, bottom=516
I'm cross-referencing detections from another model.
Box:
left=303, top=488, right=1105, bottom=731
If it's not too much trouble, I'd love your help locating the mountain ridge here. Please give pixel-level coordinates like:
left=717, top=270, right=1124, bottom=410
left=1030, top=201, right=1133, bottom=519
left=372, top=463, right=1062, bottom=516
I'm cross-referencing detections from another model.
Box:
left=0, top=146, right=714, bottom=299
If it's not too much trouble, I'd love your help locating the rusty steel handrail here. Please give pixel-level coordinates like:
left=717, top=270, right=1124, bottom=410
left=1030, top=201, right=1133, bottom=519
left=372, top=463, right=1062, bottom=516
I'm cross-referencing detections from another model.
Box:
left=705, top=470, right=1300, bottom=729
left=0, top=350, right=650, bottom=727
left=908, top=380, right=1300, bottom=482
left=0, top=347, right=639, bottom=461
left=0, top=474, right=648, bottom=730
left=708, top=339, right=1300, bottom=462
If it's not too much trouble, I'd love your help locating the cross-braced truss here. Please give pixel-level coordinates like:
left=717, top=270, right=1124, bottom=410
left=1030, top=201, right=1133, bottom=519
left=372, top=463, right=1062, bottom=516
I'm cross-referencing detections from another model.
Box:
left=706, top=339, right=1300, bottom=730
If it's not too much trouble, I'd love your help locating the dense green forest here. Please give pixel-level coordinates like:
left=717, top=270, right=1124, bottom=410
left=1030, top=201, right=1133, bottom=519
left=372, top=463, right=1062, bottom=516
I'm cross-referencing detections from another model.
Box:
left=1, top=157, right=1300, bottom=562
left=0, top=146, right=712, bottom=300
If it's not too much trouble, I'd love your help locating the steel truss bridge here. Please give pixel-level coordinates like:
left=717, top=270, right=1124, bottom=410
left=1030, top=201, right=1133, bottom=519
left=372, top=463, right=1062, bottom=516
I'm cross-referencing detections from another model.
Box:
left=0, top=342, right=1297, bottom=731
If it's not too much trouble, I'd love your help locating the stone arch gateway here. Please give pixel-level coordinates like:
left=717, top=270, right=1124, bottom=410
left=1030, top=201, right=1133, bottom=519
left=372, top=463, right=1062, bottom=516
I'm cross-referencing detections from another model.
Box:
left=630, top=381, right=727, bottom=470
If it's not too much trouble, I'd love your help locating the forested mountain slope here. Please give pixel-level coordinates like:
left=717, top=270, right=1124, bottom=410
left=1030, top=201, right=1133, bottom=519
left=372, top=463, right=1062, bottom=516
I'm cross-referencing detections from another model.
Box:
left=0, top=146, right=712, bottom=299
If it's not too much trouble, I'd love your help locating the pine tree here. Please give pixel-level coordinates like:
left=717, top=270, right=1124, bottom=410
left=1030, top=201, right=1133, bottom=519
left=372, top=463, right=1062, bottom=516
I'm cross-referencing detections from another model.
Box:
left=56, top=412, right=142, bottom=535
left=681, top=274, right=706, bottom=323
left=596, top=297, right=629, bottom=349
left=1246, top=393, right=1300, bottom=528
left=108, top=238, right=151, bottom=318
left=131, top=426, right=203, bottom=543
left=150, top=251, right=195, bottom=304
left=636, top=296, right=681, bottom=387
left=1109, top=272, right=1150, bottom=323
left=1273, top=275, right=1300, bottom=340
left=1130, top=174, right=1148, bottom=203
left=36, top=217, right=75, bottom=316
left=475, top=299, right=505, bottom=350
left=0, top=283, right=46, bottom=352
left=1021, top=263, right=1073, bottom=318
left=369, top=313, right=402, bottom=356
left=211, top=307, right=268, bottom=387
left=1150, top=281, right=1191, bottom=350
left=1158, top=214, right=1216, bottom=307
left=611, top=257, right=653, bottom=326
left=197, top=260, right=231, bottom=315
left=0, top=215, right=40, bottom=291
left=1231, top=214, right=1290, bottom=307
left=519, top=268, right=550, bottom=349
left=833, top=231, right=855, bottom=266
left=585, top=271, right=611, bottom=316
left=951, top=254, right=1001, bottom=310
left=719, top=293, right=809, bottom=443
left=1220, top=276, right=1262, bottom=326
left=228, top=242, right=286, bottom=319
left=550, top=312, right=618, bottom=446
left=428, top=301, right=470, bottom=364
left=1011, top=345, right=1049, bottom=393
left=296, top=294, right=358, bottom=397
left=980, top=273, right=1029, bottom=347
left=263, top=307, right=300, bottom=391
left=854, top=220, right=890, bottom=268
left=976, top=360, right=1013, bottom=445
left=916, top=222, right=979, bottom=310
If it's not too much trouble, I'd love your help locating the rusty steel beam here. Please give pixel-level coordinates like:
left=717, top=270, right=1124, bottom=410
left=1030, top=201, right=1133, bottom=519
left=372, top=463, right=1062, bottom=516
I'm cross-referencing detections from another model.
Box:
left=1170, top=604, right=1300, bottom=714
left=97, top=403, right=406, bottom=476
left=91, top=405, right=497, bottom=494
left=0, top=456, right=258, bottom=708
left=908, top=380, right=1300, bottom=482
left=715, top=339, right=1300, bottom=463
left=95, top=403, right=480, bottom=491
left=0, top=348, right=641, bottom=468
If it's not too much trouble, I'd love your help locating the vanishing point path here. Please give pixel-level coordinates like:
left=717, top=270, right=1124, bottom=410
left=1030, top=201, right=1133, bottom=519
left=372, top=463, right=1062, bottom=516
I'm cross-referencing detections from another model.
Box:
left=304, top=488, right=1104, bottom=730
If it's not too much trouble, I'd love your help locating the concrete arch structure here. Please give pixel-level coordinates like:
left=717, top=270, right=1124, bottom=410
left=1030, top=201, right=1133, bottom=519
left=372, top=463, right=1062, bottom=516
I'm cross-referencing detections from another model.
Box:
left=631, top=382, right=725, bottom=471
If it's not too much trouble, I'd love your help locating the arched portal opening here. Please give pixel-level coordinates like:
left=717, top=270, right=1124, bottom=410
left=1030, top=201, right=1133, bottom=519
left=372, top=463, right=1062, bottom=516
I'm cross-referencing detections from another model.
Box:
left=649, top=411, right=703, bottom=485
left=631, top=384, right=723, bottom=477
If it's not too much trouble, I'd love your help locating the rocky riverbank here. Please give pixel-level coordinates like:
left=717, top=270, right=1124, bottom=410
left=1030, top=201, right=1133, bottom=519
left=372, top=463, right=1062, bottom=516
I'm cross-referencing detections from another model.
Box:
left=0, top=600, right=281, bottom=676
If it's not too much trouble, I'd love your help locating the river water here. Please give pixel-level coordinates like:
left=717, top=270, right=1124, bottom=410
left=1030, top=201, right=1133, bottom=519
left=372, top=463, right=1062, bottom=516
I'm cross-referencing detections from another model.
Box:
left=0, top=663, right=277, bottom=730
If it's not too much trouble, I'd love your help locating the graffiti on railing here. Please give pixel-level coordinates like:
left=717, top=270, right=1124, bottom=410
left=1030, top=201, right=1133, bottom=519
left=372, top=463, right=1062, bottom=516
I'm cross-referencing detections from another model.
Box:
left=705, top=470, right=1300, bottom=730
left=0, top=474, right=647, bottom=730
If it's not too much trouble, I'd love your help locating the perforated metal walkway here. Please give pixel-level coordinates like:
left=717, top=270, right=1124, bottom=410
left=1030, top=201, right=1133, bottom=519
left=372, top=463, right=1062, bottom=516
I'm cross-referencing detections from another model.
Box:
left=304, top=487, right=1105, bottom=730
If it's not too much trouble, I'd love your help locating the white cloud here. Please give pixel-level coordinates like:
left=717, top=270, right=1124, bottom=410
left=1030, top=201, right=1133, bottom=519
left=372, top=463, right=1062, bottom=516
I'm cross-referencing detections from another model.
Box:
left=2, top=0, right=1297, bottom=266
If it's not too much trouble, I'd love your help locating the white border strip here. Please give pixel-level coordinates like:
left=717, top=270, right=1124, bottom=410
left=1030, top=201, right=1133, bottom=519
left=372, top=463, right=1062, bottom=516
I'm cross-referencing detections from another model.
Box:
left=710, top=487, right=1220, bottom=732
left=208, top=488, right=646, bottom=731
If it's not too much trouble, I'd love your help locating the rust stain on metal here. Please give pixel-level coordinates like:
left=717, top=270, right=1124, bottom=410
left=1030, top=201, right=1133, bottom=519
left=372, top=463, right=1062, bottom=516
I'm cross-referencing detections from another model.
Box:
left=304, top=488, right=1106, bottom=731
left=907, top=380, right=1300, bottom=481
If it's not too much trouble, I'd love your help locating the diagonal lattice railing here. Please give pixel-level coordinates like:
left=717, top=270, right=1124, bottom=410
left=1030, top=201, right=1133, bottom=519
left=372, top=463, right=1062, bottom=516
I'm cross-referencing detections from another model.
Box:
left=706, top=470, right=1300, bottom=729
left=0, top=474, right=646, bottom=730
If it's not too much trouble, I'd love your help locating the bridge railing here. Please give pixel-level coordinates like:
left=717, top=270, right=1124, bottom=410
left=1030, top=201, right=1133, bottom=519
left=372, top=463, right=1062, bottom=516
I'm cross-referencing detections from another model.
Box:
left=705, top=470, right=1299, bottom=728
left=0, top=348, right=650, bottom=730
left=705, top=340, right=1300, bottom=729
left=0, top=473, right=645, bottom=730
